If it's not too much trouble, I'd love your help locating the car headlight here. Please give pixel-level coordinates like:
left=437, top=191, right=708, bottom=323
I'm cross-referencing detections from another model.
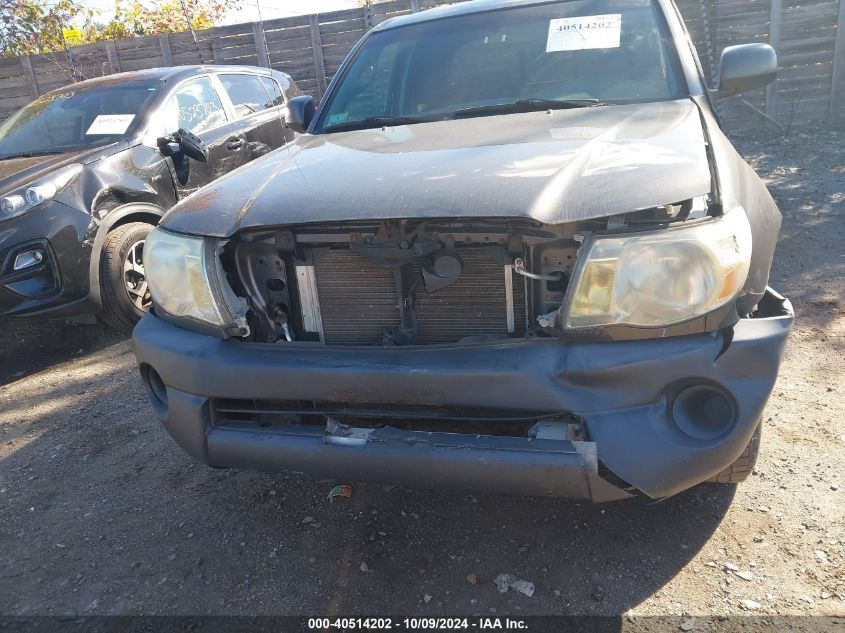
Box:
left=563, top=207, right=753, bottom=329
left=0, top=164, right=82, bottom=221
left=145, top=227, right=248, bottom=334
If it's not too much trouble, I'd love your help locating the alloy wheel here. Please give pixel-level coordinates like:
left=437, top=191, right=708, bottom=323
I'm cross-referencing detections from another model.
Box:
left=124, top=240, right=152, bottom=311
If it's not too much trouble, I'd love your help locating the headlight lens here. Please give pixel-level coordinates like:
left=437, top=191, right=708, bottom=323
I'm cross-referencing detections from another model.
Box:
left=564, top=208, right=752, bottom=329
left=144, top=228, right=224, bottom=327
left=0, top=164, right=82, bottom=221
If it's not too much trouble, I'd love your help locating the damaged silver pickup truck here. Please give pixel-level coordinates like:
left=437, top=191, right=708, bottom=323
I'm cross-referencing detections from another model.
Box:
left=133, top=0, right=793, bottom=501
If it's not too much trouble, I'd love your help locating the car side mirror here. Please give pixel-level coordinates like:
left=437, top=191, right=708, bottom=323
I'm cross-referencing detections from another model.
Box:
left=284, top=95, right=316, bottom=134
left=713, top=43, right=778, bottom=99
left=156, top=135, right=181, bottom=157
left=157, top=130, right=209, bottom=162
left=176, top=129, right=209, bottom=163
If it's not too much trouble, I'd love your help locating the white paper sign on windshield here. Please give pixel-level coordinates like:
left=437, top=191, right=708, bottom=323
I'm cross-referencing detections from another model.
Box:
left=546, top=14, right=622, bottom=52
left=85, top=114, right=135, bottom=135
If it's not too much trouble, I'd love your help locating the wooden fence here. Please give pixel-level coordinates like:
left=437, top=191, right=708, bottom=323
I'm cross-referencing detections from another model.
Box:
left=680, top=0, right=845, bottom=132
left=0, top=0, right=843, bottom=132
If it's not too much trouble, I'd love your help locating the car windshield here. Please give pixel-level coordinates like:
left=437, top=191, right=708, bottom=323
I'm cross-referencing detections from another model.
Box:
left=0, top=79, right=158, bottom=159
left=318, top=0, right=685, bottom=132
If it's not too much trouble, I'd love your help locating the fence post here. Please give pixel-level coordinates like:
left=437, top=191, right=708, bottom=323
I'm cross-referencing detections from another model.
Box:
left=20, top=55, right=39, bottom=99
left=409, top=0, right=421, bottom=12
left=105, top=40, right=121, bottom=74
left=830, top=0, right=845, bottom=122
left=765, top=0, right=783, bottom=120
left=63, top=44, right=81, bottom=82
left=159, top=35, right=174, bottom=66
left=365, top=2, right=374, bottom=29
left=696, top=0, right=717, bottom=83
left=309, top=14, right=328, bottom=97
left=253, top=22, right=270, bottom=68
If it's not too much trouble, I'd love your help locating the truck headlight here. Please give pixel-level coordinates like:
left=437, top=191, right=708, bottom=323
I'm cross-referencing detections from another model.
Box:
left=564, top=208, right=752, bottom=329
left=145, top=228, right=248, bottom=335
left=0, top=164, right=82, bottom=221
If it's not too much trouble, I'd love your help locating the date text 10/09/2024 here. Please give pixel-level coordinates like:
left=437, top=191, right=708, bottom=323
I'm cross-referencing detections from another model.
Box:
left=307, top=618, right=529, bottom=630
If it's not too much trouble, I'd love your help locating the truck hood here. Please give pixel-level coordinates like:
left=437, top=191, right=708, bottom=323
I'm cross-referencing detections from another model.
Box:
left=162, top=99, right=712, bottom=237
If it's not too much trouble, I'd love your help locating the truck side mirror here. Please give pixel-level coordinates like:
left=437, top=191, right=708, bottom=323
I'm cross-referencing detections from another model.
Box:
left=284, top=95, right=316, bottom=134
left=713, top=43, right=778, bottom=99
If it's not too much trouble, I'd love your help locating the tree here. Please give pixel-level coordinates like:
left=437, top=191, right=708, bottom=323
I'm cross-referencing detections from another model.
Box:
left=0, top=0, right=238, bottom=58
left=97, top=0, right=238, bottom=41
left=0, top=0, right=84, bottom=57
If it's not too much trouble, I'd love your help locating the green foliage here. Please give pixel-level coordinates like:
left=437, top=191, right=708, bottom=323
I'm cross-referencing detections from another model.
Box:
left=0, top=0, right=83, bottom=57
left=0, top=0, right=238, bottom=58
left=97, top=0, right=238, bottom=40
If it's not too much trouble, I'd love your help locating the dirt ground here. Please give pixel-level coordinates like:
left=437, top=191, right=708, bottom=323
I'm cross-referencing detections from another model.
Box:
left=0, top=129, right=843, bottom=619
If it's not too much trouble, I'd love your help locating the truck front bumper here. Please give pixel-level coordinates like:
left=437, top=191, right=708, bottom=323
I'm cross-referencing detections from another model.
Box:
left=133, top=289, right=793, bottom=501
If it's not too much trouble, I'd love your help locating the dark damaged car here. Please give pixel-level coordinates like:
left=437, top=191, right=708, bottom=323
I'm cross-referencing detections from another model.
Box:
left=134, top=0, right=793, bottom=501
left=0, top=66, right=298, bottom=329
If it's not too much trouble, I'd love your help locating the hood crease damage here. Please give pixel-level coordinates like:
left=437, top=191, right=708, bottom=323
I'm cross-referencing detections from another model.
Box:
left=162, top=99, right=712, bottom=237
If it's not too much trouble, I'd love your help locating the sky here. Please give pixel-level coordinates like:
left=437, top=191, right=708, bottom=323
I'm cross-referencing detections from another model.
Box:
left=75, top=1, right=361, bottom=27
left=223, top=0, right=360, bottom=24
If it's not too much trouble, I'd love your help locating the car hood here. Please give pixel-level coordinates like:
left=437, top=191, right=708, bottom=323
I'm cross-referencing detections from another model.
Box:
left=162, top=99, right=712, bottom=237
left=0, top=145, right=120, bottom=195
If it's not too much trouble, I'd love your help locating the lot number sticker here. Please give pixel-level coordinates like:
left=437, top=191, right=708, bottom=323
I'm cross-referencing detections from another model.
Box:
left=547, top=14, right=622, bottom=52
left=86, top=114, right=135, bottom=135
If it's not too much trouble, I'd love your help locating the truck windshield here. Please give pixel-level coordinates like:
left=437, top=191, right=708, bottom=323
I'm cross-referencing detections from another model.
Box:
left=0, top=79, right=158, bottom=160
left=318, top=0, right=685, bottom=133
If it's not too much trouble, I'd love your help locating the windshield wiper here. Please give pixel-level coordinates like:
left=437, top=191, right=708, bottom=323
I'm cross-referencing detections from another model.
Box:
left=323, top=115, right=439, bottom=133
left=453, top=98, right=606, bottom=118
left=0, top=150, right=62, bottom=160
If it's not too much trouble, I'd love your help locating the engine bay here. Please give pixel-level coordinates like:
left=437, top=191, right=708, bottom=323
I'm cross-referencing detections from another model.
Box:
left=223, top=218, right=586, bottom=345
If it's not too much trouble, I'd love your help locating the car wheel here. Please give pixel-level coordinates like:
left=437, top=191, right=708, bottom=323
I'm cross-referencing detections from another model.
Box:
left=707, top=423, right=762, bottom=484
left=99, top=222, right=154, bottom=331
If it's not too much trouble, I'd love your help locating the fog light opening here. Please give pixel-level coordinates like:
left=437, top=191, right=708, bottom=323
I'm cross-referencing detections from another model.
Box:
left=672, top=385, right=736, bottom=441
left=141, top=364, right=169, bottom=418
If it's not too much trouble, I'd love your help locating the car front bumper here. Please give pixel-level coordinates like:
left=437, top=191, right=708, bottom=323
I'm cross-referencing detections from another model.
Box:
left=133, top=289, right=793, bottom=501
left=0, top=200, right=94, bottom=319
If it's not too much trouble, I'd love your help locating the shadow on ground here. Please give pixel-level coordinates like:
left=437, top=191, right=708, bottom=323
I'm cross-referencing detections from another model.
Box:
left=0, top=320, right=124, bottom=386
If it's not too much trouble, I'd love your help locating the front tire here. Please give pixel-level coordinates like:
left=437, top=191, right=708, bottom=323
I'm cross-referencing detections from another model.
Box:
left=99, top=222, right=154, bottom=331
left=707, top=424, right=762, bottom=484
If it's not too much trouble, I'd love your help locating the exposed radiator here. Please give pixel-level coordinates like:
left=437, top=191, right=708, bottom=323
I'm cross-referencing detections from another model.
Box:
left=311, top=248, right=527, bottom=345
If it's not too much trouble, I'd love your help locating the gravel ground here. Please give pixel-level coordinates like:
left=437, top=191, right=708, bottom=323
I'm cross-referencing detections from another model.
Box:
left=0, top=129, right=843, bottom=618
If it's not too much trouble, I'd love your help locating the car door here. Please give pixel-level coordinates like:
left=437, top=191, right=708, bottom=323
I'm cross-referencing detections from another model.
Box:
left=158, top=75, right=250, bottom=199
left=217, top=72, right=288, bottom=160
